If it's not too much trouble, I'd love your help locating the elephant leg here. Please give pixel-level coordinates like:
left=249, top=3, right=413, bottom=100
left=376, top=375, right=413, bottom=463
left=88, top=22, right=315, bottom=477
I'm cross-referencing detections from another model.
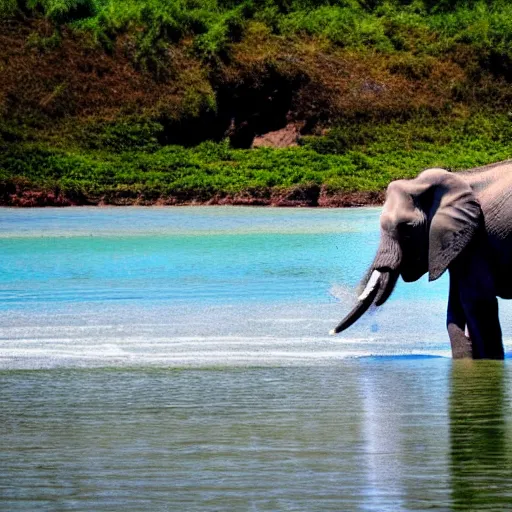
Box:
left=463, top=295, right=503, bottom=359
left=455, top=250, right=504, bottom=360
left=447, top=270, right=472, bottom=359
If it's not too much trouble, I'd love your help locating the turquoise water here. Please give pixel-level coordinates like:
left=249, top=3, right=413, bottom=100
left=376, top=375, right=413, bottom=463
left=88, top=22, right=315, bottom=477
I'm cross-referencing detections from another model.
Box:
left=2, top=207, right=512, bottom=510
left=0, top=206, right=470, bottom=368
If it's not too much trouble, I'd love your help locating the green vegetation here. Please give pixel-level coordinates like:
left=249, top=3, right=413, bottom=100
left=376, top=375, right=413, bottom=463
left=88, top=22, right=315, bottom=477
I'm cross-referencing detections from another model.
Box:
left=3, top=0, right=512, bottom=62
left=1, top=0, right=512, bottom=204
left=2, top=113, right=512, bottom=205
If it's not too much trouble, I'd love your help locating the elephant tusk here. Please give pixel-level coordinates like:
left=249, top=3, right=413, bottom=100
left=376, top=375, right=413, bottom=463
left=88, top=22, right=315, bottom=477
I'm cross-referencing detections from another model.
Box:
left=374, top=269, right=399, bottom=307
left=358, top=270, right=382, bottom=301
left=330, top=270, right=382, bottom=335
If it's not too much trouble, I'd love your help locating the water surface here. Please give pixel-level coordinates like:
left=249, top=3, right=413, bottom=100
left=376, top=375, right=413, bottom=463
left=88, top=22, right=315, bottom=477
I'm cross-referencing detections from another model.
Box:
left=1, top=207, right=512, bottom=510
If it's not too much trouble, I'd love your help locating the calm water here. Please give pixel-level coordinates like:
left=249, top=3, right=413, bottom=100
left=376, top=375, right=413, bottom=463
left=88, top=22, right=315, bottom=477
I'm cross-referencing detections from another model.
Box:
left=2, top=207, right=512, bottom=510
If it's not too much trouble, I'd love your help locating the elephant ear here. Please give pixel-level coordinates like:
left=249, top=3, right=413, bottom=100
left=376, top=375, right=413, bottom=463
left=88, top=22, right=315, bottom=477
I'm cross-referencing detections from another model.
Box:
left=424, top=170, right=482, bottom=281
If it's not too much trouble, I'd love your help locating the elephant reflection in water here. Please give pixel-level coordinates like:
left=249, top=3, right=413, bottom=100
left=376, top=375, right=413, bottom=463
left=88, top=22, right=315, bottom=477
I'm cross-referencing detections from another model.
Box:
left=450, top=362, right=512, bottom=509
left=332, top=161, right=512, bottom=359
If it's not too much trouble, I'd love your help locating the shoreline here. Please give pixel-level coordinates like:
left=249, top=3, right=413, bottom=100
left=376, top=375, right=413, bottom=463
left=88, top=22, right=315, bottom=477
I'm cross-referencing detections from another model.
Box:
left=1, top=187, right=385, bottom=208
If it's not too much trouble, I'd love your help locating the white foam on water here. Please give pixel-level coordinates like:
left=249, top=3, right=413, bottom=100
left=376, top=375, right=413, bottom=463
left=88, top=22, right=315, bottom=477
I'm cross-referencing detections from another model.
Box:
left=0, top=323, right=456, bottom=370
left=0, top=296, right=463, bottom=369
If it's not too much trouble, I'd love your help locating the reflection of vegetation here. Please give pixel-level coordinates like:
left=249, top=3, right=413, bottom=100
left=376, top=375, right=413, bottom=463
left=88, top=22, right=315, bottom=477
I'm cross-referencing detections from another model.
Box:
left=2, top=1, right=512, bottom=201
left=449, top=361, right=510, bottom=510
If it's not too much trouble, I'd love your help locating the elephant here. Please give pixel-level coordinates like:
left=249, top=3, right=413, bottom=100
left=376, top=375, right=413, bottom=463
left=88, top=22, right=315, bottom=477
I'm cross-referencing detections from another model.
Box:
left=330, top=160, right=512, bottom=359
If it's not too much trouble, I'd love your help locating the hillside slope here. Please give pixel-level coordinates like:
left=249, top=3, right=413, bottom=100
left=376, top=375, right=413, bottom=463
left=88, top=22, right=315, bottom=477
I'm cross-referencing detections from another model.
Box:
left=1, top=0, right=512, bottom=205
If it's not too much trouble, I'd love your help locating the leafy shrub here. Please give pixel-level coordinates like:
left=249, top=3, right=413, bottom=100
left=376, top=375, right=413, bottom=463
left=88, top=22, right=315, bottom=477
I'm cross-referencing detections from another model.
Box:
left=2, top=113, right=512, bottom=201
left=279, top=6, right=393, bottom=51
left=2, top=0, right=511, bottom=63
left=78, top=119, right=164, bottom=152
left=0, top=0, right=99, bottom=22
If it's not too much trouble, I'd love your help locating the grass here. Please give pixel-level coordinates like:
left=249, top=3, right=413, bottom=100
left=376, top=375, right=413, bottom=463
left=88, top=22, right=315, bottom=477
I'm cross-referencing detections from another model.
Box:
left=4, top=1, right=512, bottom=69
left=2, top=112, right=511, bottom=203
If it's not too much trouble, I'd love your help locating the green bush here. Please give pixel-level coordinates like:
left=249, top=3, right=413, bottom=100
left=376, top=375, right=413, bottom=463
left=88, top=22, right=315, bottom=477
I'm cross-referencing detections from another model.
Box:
left=78, top=119, right=164, bottom=152
left=0, top=0, right=100, bottom=22
left=3, top=0, right=512, bottom=65
left=279, top=6, right=393, bottom=51
left=2, top=112, right=512, bottom=200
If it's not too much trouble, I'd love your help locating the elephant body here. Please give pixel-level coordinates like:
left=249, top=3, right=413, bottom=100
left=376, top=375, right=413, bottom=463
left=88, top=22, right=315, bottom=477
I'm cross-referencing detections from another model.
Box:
left=463, top=163, right=512, bottom=299
left=332, top=160, right=512, bottom=360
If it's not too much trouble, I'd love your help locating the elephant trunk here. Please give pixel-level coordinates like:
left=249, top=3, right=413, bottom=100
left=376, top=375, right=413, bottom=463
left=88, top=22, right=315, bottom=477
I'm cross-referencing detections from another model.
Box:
left=330, top=270, right=382, bottom=335
left=330, top=232, right=401, bottom=335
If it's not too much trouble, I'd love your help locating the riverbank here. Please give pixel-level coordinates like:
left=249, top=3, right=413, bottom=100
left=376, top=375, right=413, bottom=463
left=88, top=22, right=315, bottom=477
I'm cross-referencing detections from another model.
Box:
left=3, top=112, right=512, bottom=207
left=1, top=185, right=385, bottom=207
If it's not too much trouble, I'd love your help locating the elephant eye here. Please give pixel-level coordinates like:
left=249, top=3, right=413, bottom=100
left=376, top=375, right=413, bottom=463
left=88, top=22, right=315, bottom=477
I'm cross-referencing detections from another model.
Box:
left=397, top=222, right=415, bottom=239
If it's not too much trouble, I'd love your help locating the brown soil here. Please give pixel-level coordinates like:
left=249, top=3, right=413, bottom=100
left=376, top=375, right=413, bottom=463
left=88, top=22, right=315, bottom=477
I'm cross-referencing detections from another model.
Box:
left=252, top=122, right=303, bottom=148
left=0, top=17, right=479, bottom=148
left=0, top=19, right=209, bottom=121
left=1, top=185, right=384, bottom=208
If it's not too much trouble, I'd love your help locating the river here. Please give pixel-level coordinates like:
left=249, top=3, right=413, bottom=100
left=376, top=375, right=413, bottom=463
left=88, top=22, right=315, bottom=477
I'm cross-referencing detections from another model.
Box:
left=1, top=207, right=512, bottom=510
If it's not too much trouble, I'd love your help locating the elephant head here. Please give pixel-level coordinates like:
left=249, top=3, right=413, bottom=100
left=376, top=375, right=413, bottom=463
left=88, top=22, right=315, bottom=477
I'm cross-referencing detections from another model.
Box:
left=330, top=168, right=482, bottom=335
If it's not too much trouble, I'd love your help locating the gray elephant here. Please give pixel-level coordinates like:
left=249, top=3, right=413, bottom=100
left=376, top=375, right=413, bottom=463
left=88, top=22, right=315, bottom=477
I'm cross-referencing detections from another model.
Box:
left=331, top=160, right=512, bottom=359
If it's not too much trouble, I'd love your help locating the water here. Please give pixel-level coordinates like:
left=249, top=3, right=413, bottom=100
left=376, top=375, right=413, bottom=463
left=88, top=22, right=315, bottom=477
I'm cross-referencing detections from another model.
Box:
left=2, top=207, right=512, bottom=510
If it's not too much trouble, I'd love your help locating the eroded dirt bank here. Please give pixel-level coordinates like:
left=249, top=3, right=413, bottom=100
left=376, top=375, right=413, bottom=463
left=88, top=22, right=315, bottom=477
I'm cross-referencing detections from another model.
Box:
left=1, top=186, right=385, bottom=208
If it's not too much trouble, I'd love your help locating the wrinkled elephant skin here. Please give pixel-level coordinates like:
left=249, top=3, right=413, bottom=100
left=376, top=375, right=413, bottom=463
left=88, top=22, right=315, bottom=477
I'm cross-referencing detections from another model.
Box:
left=332, top=161, right=512, bottom=360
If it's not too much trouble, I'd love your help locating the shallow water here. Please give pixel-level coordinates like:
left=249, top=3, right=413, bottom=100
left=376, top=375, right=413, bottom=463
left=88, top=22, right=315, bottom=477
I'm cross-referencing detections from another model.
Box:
left=2, top=207, right=512, bottom=510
